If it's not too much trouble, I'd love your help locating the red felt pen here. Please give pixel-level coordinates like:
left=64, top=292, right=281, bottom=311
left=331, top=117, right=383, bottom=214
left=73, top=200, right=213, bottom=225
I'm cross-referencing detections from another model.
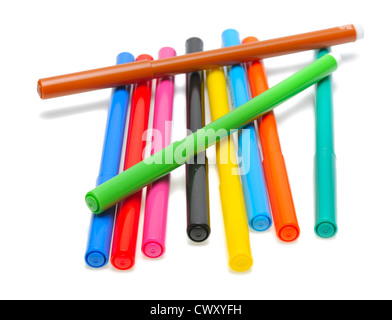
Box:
left=110, top=54, right=154, bottom=270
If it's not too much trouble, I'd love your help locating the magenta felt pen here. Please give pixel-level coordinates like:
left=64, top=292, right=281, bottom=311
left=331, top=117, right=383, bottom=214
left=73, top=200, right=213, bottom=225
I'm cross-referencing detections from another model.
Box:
left=142, top=47, right=176, bottom=258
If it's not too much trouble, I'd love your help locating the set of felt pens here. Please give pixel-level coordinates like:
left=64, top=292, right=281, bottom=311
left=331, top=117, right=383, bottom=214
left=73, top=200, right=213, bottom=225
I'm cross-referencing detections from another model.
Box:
left=37, top=24, right=363, bottom=272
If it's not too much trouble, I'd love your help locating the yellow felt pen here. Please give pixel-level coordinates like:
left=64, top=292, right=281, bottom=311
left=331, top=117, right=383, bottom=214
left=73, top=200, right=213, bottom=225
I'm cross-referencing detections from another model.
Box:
left=206, top=67, right=253, bottom=272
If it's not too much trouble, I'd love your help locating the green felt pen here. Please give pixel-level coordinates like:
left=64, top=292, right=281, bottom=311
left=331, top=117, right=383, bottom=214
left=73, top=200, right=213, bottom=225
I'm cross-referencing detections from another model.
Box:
left=315, top=48, right=338, bottom=238
left=86, top=53, right=341, bottom=214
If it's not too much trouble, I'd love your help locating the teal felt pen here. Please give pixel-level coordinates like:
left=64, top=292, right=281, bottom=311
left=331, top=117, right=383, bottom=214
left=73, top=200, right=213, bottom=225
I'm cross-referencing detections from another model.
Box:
left=314, top=48, right=338, bottom=238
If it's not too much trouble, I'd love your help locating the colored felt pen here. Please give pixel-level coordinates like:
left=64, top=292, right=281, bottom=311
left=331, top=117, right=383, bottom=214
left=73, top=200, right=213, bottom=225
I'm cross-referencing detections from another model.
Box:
left=110, top=54, right=154, bottom=270
left=141, top=47, right=176, bottom=258
left=206, top=66, right=252, bottom=272
left=222, top=29, right=272, bottom=232
left=84, top=52, right=134, bottom=268
left=85, top=53, right=341, bottom=214
left=38, top=24, right=362, bottom=99
left=185, top=37, right=210, bottom=242
left=243, top=36, right=300, bottom=242
left=314, top=48, right=338, bottom=238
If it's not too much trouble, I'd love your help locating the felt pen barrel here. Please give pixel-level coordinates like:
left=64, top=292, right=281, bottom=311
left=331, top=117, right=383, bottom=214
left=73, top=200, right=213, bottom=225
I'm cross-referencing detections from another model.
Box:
left=314, top=48, right=338, bottom=238
left=84, top=52, right=134, bottom=268
left=85, top=53, right=341, bottom=214
left=110, top=54, right=154, bottom=270
left=141, top=47, right=176, bottom=258
left=206, top=67, right=252, bottom=272
left=243, top=36, right=300, bottom=242
left=185, top=38, right=210, bottom=242
left=38, top=24, right=362, bottom=99
left=222, top=29, right=272, bottom=232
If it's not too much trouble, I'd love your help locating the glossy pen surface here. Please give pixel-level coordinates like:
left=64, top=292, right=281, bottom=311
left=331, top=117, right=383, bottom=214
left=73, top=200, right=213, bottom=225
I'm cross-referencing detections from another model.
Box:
left=142, top=47, right=176, bottom=258
left=110, top=54, right=154, bottom=270
left=206, top=66, right=252, bottom=272
left=243, top=36, right=300, bottom=242
left=85, top=52, right=134, bottom=268
left=185, top=37, right=210, bottom=242
left=85, top=53, right=340, bottom=214
left=222, top=29, right=272, bottom=232
left=38, top=25, right=359, bottom=99
left=315, top=48, right=338, bottom=238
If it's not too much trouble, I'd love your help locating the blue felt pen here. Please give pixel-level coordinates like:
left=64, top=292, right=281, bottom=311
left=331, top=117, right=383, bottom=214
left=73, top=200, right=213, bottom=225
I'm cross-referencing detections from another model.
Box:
left=84, top=52, right=134, bottom=268
left=222, top=29, right=272, bottom=232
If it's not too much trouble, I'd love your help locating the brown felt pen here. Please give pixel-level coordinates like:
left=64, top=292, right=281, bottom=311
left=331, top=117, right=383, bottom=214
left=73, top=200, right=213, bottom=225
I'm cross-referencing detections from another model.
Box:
left=37, top=24, right=363, bottom=99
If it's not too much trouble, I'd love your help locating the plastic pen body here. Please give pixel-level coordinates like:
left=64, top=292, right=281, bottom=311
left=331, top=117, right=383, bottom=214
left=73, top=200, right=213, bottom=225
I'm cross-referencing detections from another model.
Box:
left=222, top=29, right=272, bottom=232
left=206, top=67, right=252, bottom=272
left=185, top=38, right=210, bottom=242
left=243, top=36, right=300, bottom=242
left=110, top=54, right=154, bottom=270
left=38, top=24, right=361, bottom=99
left=85, top=53, right=340, bottom=214
left=85, top=52, right=134, bottom=268
left=142, top=47, right=176, bottom=258
left=315, top=48, right=337, bottom=238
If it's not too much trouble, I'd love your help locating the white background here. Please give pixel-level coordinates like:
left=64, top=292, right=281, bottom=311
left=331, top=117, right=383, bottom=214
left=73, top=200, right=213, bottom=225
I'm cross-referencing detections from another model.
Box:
left=0, top=0, right=390, bottom=300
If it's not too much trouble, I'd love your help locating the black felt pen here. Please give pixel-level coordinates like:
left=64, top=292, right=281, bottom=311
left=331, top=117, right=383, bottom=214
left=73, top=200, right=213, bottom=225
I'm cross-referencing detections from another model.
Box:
left=185, top=37, right=210, bottom=242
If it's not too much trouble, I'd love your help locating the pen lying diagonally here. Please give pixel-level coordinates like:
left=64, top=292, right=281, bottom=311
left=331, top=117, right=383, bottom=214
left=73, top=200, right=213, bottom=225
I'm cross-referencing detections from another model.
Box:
left=85, top=53, right=341, bottom=215
left=37, top=24, right=362, bottom=99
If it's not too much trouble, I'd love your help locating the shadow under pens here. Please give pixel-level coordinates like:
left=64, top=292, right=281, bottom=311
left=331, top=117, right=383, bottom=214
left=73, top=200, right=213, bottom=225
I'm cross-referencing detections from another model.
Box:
left=39, top=99, right=110, bottom=120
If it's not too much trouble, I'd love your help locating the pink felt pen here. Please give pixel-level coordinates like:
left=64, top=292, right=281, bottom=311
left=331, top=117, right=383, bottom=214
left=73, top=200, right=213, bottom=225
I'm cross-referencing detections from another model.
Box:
left=142, top=47, right=176, bottom=258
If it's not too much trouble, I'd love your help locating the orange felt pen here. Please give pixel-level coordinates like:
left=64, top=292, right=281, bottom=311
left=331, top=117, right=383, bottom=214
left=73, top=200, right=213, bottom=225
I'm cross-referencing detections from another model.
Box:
left=242, top=36, right=300, bottom=242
